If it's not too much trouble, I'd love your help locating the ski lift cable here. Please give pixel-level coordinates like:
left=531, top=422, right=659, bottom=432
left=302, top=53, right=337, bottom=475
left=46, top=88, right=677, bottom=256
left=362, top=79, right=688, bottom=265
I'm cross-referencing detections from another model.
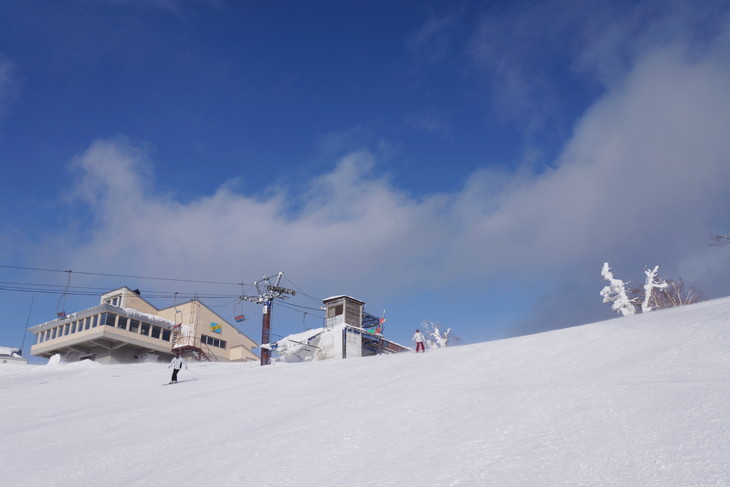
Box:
left=0, top=280, right=114, bottom=293
left=0, top=280, right=241, bottom=300
left=276, top=300, right=325, bottom=313
left=0, top=264, right=251, bottom=287
left=282, top=275, right=322, bottom=304
left=0, top=284, right=91, bottom=295
left=206, top=296, right=242, bottom=308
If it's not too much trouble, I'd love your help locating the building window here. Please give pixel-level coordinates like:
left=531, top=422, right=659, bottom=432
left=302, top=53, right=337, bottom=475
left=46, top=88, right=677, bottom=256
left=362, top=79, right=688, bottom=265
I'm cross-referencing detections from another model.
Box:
left=84, top=317, right=91, bottom=330
left=201, top=334, right=227, bottom=349
left=38, top=333, right=43, bottom=344
left=129, top=320, right=140, bottom=333
left=105, top=295, right=121, bottom=306
left=100, top=313, right=116, bottom=327
left=117, top=316, right=128, bottom=330
left=151, top=325, right=161, bottom=339
left=91, top=315, right=98, bottom=328
left=327, top=304, right=344, bottom=318
left=51, top=328, right=57, bottom=339
left=140, top=323, right=150, bottom=336
left=162, top=329, right=171, bottom=341
left=71, top=321, right=77, bottom=333
left=64, top=323, right=70, bottom=335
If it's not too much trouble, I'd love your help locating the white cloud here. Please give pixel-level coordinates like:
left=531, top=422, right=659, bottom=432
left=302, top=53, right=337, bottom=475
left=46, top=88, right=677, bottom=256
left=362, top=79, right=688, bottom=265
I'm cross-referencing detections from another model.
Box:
left=61, top=144, right=449, bottom=299
left=30, top=14, right=730, bottom=338
left=469, top=0, right=730, bottom=125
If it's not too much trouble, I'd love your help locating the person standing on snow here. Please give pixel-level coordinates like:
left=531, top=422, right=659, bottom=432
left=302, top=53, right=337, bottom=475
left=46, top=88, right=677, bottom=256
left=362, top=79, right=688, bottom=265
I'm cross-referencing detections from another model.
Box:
left=168, top=352, right=187, bottom=383
left=412, top=329, right=425, bottom=353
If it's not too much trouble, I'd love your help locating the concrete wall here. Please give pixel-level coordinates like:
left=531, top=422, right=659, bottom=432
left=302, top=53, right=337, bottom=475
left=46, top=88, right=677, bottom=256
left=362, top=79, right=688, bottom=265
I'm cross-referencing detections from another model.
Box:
left=344, top=328, right=362, bottom=358
left=158, top=300, right=258, bottom=362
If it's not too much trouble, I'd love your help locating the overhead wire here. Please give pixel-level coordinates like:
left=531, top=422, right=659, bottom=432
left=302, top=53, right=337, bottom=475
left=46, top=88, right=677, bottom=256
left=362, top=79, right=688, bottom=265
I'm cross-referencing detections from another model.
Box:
left=1, top=265, right=331, bottom=330
left=0, top=283, right=240, bottom=300
left=1, top=266, right=325, bottom=305
left=276, top=301, right=325, bottom=328
left=0, top=264, right=251, bottom=287
left=274, top=299, right=324, bottom=312
left=0, top=280, right=120, bottom=293
left=282, top=275, right=323, bottom=305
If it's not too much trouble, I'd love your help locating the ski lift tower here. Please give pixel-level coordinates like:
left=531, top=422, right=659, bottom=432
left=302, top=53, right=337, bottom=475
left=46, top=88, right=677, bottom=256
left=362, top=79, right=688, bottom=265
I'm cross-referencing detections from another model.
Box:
left=240, top=272, right=295, bottom=366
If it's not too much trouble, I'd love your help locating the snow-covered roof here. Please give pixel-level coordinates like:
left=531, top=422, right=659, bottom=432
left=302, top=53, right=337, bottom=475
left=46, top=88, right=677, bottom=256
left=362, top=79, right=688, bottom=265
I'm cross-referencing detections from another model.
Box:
left=121, top=308, right=176, bottom=328
left=28, top=303, right=175, bottom=333
left=0, top=346, right=21, bottom=357
left=261, top=327, right=325, bottom=351
left=322, top=295, right=365, bottom=305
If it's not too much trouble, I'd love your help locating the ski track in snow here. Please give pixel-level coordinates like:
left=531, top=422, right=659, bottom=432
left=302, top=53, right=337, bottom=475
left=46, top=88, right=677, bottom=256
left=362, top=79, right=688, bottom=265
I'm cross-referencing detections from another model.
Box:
left=2, top=298, right=730, bottom=486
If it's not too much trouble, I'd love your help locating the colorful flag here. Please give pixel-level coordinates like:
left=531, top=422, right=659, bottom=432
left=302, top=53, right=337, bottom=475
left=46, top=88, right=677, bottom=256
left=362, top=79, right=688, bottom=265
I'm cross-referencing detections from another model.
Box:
left=210, top=323, right=222, bottom=334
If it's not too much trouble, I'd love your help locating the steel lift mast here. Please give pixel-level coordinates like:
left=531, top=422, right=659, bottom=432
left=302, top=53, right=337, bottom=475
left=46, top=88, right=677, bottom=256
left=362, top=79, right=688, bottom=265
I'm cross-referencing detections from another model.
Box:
left=240, top=272, right=296, bottom=366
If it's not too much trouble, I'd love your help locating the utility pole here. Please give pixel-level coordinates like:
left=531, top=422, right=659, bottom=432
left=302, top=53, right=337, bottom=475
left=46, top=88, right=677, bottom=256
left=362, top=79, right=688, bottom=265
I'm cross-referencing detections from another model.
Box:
left=240, top=272, right=296, bottom=366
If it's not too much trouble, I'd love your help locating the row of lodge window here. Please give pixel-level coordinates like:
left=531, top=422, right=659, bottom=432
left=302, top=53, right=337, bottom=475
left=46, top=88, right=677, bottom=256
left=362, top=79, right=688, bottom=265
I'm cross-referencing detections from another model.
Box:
left=36, top=312, right=172, bottom=344
left=201, top=334, right=227, bottom=349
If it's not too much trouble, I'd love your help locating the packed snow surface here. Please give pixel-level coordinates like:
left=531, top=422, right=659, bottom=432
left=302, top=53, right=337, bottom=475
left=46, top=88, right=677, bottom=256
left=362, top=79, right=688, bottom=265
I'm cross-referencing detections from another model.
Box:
left=3, top=298, right=730, bottom=486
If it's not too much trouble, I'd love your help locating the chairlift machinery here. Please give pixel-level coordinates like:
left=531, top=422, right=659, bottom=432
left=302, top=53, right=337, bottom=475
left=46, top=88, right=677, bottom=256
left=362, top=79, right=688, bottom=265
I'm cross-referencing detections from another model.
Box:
left=239, top=272, right=296, bottom=366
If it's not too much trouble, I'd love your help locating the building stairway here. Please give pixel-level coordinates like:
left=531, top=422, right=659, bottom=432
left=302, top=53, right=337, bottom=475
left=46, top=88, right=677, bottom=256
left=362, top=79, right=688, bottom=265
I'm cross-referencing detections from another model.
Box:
left=170, top=324, right=216, bottom=362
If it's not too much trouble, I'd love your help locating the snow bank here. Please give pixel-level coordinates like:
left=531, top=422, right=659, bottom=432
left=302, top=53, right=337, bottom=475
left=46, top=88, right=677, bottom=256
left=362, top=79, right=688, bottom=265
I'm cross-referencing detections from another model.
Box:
left=46, top=353, right=64, bottom=365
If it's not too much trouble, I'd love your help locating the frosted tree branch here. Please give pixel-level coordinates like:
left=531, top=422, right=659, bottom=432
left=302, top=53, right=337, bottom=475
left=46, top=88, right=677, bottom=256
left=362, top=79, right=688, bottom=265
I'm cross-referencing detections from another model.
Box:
left=600, top=262, right=636, bottom=316
left=709, top=234, right=730, bottom=247
left=641, top=265, right=668, bottom=313
left=420, top=320, right=451, bottom=349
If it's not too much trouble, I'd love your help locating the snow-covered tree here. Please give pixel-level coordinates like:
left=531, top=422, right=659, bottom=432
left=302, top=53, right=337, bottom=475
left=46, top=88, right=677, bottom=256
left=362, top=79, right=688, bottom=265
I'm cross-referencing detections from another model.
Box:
left=643, top=277, right=703, bottom=309
left=604, top=262, right=704, bottom=315
left=709, top=233, right=730, bottom=246
left=641, top=265, right=668, bottom=313
left=420, top=320, right=451, bottom=349
left=600, top=263, right=636, bottom=316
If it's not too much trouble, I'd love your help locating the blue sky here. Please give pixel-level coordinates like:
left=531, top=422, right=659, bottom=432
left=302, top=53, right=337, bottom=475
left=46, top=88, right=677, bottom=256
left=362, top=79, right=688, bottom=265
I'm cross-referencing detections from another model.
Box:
left=1, top=0, right=730, bottom=359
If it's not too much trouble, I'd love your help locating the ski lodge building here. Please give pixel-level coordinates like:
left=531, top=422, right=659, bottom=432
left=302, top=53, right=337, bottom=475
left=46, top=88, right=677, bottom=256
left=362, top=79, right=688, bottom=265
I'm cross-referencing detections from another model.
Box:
left=264, top=295, right=409, bottom=361
left=28, top=287, right=258, bottom=364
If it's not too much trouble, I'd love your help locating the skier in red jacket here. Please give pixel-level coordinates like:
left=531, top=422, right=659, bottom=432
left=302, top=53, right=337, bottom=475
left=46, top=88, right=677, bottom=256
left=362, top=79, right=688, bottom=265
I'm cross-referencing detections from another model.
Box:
left=413, top=329, right=425, bottom=353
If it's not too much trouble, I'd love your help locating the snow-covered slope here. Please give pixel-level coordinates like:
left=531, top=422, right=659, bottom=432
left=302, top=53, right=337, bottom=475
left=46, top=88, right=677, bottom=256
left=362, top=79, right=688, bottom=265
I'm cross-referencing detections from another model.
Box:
left=2, top=298, right=730, bottom=486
